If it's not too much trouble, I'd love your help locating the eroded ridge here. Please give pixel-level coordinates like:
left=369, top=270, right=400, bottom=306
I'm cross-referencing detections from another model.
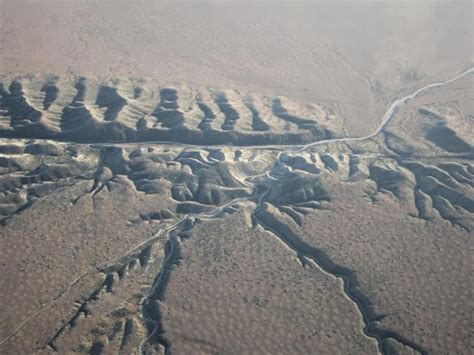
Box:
left=0, top=75, right=343, bottom=145
left=1, top=140, right=472, bottom=354
left=1, top=67, right=473, bottom=354
left=46, top=238, right=167, bottom=354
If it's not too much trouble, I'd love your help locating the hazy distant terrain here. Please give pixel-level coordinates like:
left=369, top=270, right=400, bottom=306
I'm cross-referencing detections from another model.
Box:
left=0, top=1, right=473, bottom=354
left=1, top=1, right=472, bottom=135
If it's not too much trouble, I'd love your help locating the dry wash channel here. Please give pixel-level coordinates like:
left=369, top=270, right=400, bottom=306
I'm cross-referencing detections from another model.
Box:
left=0, top=68, right=473, bottom=354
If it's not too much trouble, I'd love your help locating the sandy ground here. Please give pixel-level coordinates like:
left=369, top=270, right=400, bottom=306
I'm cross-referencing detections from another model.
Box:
left=0, top=1, right=473, bottom=354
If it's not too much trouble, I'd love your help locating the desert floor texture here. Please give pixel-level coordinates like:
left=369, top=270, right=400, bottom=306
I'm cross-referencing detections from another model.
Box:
left=0, top=1, right=473, bottom=354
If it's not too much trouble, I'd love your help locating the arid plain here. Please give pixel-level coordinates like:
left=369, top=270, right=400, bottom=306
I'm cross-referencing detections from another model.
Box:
left=0, top=1, right=473, bottom=354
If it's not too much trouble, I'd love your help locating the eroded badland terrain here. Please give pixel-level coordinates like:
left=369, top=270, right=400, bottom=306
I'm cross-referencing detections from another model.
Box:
left=0, top=1, right=473, bottom=354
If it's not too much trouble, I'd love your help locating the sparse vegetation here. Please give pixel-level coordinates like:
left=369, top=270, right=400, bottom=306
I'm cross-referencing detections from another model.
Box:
left=0, top=1, right=472, bottom=354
